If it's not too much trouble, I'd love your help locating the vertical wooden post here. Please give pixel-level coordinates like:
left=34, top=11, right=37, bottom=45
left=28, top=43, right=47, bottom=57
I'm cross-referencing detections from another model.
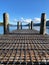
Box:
left=31, top=21, right=33, bottom=29
left=21, top=22, right=22, bottom=30
left=40, top=13, right=46, bottom=35
left=17, top=22, right=22, bottom=30
left=17, top=22, right=19, bottom=30
left=3, top=13, right=9, bottom=34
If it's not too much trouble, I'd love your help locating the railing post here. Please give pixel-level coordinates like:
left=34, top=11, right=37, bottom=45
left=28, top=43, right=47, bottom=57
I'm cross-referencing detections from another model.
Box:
left=3, top=13, right=9, bottom=34
left=21, top=22, right=22, bottom=30
left=31, top=21, right=33, bottom=29
left=17, top=22, right=22, bottom=30
left=40, top=13, right=46, bottom=35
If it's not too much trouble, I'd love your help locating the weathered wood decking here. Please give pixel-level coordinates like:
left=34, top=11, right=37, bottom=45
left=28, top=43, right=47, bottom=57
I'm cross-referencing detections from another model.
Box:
left=0, top=29, right=49, bottom=65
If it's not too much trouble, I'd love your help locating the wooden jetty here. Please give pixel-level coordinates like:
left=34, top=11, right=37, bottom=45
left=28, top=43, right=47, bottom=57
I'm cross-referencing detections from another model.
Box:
left=0, top=29, right=49, bottom=65
left=0, top=13, right=49, bottom=65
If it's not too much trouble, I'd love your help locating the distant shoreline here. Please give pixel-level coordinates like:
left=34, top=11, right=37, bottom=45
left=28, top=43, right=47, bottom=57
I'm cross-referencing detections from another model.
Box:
left=0, top=22, right=3, bottom=26
left=0, top=22, right=49, bottom=26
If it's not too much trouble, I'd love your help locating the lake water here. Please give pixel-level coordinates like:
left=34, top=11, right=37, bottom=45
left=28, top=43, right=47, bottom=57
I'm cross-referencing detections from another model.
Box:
left=0, top=26, right=49, bottom=34
left=33, top=26, right=49, bottom=34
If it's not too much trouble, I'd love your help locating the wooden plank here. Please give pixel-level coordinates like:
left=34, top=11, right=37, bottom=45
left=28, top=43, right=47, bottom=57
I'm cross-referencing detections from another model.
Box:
left=0, top=29, right=49, bottom=64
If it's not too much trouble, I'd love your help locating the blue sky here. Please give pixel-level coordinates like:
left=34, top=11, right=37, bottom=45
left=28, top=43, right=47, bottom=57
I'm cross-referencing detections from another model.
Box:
left=0, top=0, right=49, bottom=24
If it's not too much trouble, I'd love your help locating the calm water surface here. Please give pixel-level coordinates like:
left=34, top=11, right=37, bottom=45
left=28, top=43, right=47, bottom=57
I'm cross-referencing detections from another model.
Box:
left=0, top=26, right=49, bottom=34
left=33, top=26, right=49, bottom=34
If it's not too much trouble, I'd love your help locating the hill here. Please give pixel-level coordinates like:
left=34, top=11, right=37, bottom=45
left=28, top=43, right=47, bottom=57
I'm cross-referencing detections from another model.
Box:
left=33, top=20, right=49, bottom=26
left=0, top=22, right=3, bottom=26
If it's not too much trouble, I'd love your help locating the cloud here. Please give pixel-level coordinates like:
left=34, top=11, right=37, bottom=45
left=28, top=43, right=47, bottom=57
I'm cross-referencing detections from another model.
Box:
left=13, top=19, right=17, bottom=22
left=12, top=17, right=49, bottom=24
left=25, top=19, right=32, bottom=23
left=46, top=19, right=49, bottom=21
left=21, top=17, right=24, bottom=20
left=20, top=17, right=24, bottom=22
left=33, top=18, right=49, bottom=23
left=33, top=18, right=41, bottom=23
left=20, top=17, right=32, bottom=23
